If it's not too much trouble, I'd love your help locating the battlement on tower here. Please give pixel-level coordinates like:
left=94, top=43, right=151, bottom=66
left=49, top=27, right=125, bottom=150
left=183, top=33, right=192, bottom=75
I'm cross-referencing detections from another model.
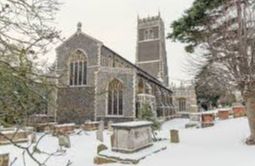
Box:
left=138, top=15, right=161, bottom=23
left=137, top=14, right=163, bottom=28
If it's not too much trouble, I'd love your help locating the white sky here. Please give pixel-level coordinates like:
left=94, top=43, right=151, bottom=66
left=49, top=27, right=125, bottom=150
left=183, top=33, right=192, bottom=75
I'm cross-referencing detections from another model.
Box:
left=53, top=0, right=195, bottom=83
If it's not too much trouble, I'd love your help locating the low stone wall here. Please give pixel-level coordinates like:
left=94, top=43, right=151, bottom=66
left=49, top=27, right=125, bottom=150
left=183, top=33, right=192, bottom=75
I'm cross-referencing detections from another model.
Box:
left=0, top=153, right=9, bottom=166
left=53, top=123, right=75, bottom=136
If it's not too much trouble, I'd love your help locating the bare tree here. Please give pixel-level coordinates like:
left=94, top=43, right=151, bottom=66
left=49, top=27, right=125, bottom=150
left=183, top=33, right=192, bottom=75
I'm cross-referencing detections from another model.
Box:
left=202, top=0, right=255, bottom=143
left=0, top=0, right=65, bottom=165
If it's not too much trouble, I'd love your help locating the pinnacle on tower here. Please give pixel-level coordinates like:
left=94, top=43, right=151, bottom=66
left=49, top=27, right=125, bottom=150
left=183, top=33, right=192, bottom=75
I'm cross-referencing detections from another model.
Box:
left=77, top=22, right=82, bottom=33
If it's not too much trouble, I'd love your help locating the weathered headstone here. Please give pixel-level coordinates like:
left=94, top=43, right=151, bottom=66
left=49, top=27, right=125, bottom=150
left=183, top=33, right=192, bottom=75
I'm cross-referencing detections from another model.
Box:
left=0, top=153, right=9, bottom=166
left=170, top=130, right=179, bottom=143
left=108, top=121, right=113, bottom=131
left=99, top=120, right=104, bottom=131
left=58, top=134, right=71, bottom=151
left=29, top=133, right=37, bottom=144
left=96, top=120, right=104, bottom=142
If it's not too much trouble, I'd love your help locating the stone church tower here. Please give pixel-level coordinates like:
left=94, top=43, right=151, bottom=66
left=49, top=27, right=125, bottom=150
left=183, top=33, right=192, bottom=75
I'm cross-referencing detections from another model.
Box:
left=136, top=13, right=169, bottom=86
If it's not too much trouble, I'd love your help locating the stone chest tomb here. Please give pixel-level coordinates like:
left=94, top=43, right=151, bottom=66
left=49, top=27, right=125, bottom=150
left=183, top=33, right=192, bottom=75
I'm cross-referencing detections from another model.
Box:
left=111, top=121, right=153, bottom=153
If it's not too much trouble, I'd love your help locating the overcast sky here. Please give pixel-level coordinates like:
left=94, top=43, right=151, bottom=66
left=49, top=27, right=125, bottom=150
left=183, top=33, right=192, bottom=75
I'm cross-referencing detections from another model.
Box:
left=53, top=0, right=195, bottom=84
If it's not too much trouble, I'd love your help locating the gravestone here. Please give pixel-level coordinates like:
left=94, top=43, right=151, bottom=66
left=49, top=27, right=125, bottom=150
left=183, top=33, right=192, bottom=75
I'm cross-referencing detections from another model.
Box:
left=29, top=132, right=37, bottom=144
left=170, top=130, right=179, bottom=143
left=96, top=121, right=104, bottom=142
left=0, top=153, right=9, bottom=166
left=58, top=134, right=71, bottom=151
left=108, top=121, right=113, bottom=131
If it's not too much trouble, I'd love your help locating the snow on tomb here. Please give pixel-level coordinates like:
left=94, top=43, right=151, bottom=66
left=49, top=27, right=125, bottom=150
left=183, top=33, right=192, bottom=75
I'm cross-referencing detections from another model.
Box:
left=232, top=103, right=246, bottom=118
left=185, top=113, right=201, bottom=128
left=111, top=121, right=153, bottom=153
left=82, top=121, right=99, bottom=131
left=53, top=123, right=75, bottom=136
left=218, top=109, right=230, bottom=120
left=189, top=113, right=201, bottom=122
left=0, top=153, right=9, bottom=166
left=0, top=127, right=33, bottom=145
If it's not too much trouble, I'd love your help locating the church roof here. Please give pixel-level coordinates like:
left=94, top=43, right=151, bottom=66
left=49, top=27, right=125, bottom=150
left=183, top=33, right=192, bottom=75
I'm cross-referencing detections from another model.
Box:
left=102, top=45, right=172, bottom=93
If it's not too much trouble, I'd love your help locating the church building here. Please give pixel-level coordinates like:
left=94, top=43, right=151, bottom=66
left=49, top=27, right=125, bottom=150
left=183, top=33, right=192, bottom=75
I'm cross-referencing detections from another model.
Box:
left=55, top=14, right=174, bottom=124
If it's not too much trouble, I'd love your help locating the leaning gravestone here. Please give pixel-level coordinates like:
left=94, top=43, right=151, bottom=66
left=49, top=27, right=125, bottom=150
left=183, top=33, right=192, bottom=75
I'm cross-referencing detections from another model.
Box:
left=170, top=129, right=179, bottom=143
left=96, top=121, right=104, bottom=142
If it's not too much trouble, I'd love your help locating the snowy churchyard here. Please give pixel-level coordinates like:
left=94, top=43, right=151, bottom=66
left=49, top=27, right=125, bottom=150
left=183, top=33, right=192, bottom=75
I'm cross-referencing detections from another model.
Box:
left=1, top=0, right=255, bottom=166
left=0, top=116, right=255, bottom=166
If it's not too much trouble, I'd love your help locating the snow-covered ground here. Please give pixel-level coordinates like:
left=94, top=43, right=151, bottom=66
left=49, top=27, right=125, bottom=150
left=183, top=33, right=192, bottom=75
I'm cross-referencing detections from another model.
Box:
left=1, top=117, right=255, bottom=166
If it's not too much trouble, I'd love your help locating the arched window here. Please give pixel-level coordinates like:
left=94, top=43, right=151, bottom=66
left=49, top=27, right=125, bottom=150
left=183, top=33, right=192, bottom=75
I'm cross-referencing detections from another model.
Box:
left=108, top=79, right=123, bottom=116
left=178, top=98, right=186, bottom=112
left=144, top=29, right=154, bottom=40
left=149, top=29, right=154, bottom=39
left=137, top=79, right=144, bottom=94
left=144, top=30, right=149, bottom=40
left=69, top=50, right=87, bottom=86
